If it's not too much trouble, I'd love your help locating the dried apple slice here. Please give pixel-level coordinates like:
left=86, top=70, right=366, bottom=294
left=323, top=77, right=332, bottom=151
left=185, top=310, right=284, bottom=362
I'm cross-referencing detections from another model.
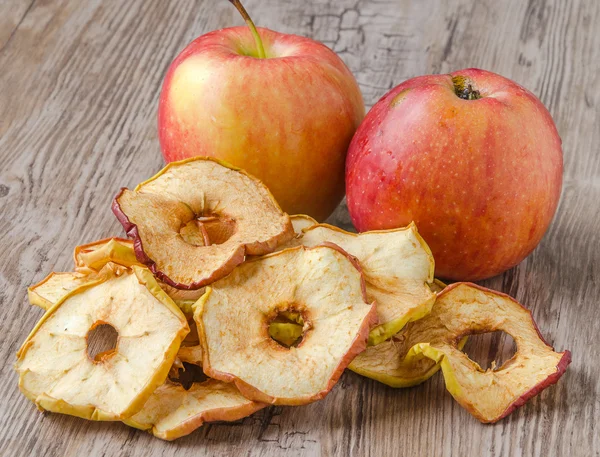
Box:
left=354, top=283, right=570, bottom=422
left=125, top=377, right=265, bottom=441
left=75, top=238, right=206, bottom=312
left=290, top=214, right=317, bottom=233
left=74, top=237, right=141, bottom=272
left=30, top=238, right=142, bottom=310
left=158, top=284, right=205, bottom=317
left=31, top=238, right=206, bottom=315
left=412, top=283, right=570, bottom=422
left=349, top=324, right=467, bottom=388
left=28, top=271, right=90, bottom=310
left=112, top=157, right=294, bottom=289
left=126, top=346, right=264, bottom=441
left=429, top=278, right=447, bottom=294
left=294, top=223, right=435, bottom=344
left=28, top=262, right=134, bottom=311
left=196, top=245, right=377, bottom=405
left=28, top=268, right=200, bottom=316
left=176, top=345, right=203, bottom=366
left=15, top=265, right=189, bottom=420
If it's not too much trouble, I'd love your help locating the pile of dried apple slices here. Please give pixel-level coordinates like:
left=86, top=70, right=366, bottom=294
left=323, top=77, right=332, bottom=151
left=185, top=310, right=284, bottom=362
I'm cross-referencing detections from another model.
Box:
left=16, top=157, right=570, bottom=440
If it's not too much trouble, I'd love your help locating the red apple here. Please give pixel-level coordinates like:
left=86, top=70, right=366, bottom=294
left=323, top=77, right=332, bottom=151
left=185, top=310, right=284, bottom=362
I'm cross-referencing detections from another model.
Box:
left=346, top=69, right=563, bottom=281
left=158, top=1, right=364, bottom=221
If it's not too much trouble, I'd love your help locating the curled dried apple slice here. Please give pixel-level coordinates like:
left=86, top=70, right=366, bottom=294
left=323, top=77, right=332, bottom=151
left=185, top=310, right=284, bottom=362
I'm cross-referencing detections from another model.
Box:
left=30, top=238, right=142, bottom=310
left=112, top=157, right=294, bottom=289
left=125, top=376, right=265, bottom=441
left=290, top=214, right=317, bottom=233
left=28, top=261, right=134, bottom=311
left=349, top=322, right=467, bottom=388
left=176, top=345, right=203, bottom=366
left=15, top=265, right=189, bottom=420
left=128, top=347, right=264, bottom=441
left=31, top=238, right=205, bottom=316
left=77, top=239, right=206, bottom=312
left=28, top=268, right=200, bottom=316
left=294, top=223, right=435, bottom=344
left=28, top=271, right=89, bottom=310
left=412, top=283, right=570, bottom=422
left=158, top=284, right=205, bottom=317
left=196, top=245, right=376, bottom=405
left=429, top=278, right=447, bottom=294
left=354, top=283, right=570, bottom=422
left=74, top=237, right=141, bottom=272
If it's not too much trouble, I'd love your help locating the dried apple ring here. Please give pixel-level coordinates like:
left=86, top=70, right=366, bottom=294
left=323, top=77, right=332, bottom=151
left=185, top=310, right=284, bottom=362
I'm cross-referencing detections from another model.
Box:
left=73, top=237, right=141, bottom=273
left=15, top=265, right=189, bottom=420
left=176, top=345, right=203, bottom=366
left=290, top=214, right=317, bottom=233
left=112, top=157, right=294, bottom=289
left=29, top=238, right=205, bottom=316
left=413, top=283, right=570, bottom=422
left=28, top=271, right=90, bottom=311
left=29, top=238, right=143, bottom=311
left=352, top=283, right=571, bottom=423
left=125, top=360, right=265, bottom=441
left=429, top=278, right=447, bottom=294
left=195, top=245, right=377, bottom=405
left=292, top=223, right=436, bottom=344
left=350, top=323, right=467, bottom=388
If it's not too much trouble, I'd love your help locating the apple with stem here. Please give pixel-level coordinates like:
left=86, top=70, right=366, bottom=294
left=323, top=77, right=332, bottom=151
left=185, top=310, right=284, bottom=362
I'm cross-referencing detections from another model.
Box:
left=346, top=69, right=563, bottom=281
left=158, top=0, right=364, bottom=221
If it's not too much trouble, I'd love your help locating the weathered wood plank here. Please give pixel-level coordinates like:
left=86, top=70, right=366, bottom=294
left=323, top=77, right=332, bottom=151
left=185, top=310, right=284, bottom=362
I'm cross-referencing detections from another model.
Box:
left=0, top=0, right=35, bottom=50
left=0, top=0, right=597, bottom=456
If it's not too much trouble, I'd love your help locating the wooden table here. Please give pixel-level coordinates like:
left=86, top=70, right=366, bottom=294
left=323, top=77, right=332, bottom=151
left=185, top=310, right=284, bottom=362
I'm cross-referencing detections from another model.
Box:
left=1, top=0, right=598, bottom=455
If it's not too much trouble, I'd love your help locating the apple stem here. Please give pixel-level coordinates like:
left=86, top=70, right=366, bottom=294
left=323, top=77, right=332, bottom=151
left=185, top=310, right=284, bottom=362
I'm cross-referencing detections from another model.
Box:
left=228, top=0, right=266, bottom=58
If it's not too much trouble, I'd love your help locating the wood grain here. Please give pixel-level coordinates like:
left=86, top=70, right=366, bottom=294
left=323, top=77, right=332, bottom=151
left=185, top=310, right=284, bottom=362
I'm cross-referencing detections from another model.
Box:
left=0, top=0, right=598, bottom=456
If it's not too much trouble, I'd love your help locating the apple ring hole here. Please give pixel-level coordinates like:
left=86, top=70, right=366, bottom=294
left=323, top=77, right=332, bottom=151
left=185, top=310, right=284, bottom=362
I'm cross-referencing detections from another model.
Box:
left=86, top=322, right=119, bottom=363
left=267, top=307, right=311, bottom=349
left=460, top=331, right=517, bottom=371
left=169, top=362, right=208, bottom=390
left=179, top=214, right=237, bottom=246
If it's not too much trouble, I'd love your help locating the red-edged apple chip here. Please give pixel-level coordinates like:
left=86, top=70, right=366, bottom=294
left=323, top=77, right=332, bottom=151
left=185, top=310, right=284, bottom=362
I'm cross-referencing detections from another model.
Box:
left=195, top=245, right=377, bottom=405
left=125, top=378, right=265, bottom=441
left=351, top=284, right=570, bottom=421
left=358, top=282, right=570, bottom=423
left=112, top=157, right=294, bottom=289
left=293, top=223, right=436, bottom=344
left=15, top=265, right=189, bottom=420
left=413, top=283, right=570, bottom=422
left=126, top=348, right=264, bottom=441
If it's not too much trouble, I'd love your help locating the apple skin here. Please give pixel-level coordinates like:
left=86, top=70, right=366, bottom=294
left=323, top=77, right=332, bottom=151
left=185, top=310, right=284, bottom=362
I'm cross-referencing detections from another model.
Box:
left=158, top=26, right=364, bottom=222
left=346, top=69, right=563, bottom=281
